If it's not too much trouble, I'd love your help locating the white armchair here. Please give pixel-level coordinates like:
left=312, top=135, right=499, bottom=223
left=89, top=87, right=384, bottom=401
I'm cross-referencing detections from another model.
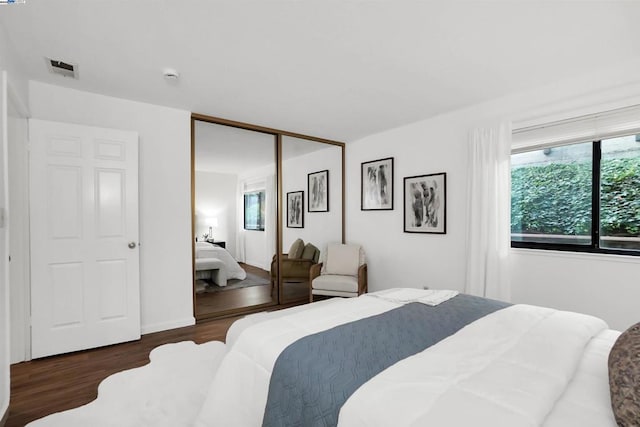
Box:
left=309, top=243, right=367, bottom=302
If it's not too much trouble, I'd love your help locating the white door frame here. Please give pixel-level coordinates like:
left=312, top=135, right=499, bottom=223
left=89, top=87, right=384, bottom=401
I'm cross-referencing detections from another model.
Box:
left=7, top=81, right=31, bottom=363
left=0, top=69, right=10, bottom=424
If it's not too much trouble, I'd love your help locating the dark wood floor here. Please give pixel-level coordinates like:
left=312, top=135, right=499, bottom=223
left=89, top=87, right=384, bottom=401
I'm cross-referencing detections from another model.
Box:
left=195, top=263, right=309, bottom=317
left=8, top=263, right=313, bottom=426
left=196, top=284, right=274, bottom=314
left=7, top=316, right=239, bottom=427
left=195, top=263, right=275, bottom=316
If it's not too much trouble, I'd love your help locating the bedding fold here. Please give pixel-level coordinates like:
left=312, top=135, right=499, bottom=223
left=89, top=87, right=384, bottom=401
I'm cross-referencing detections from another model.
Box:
left=368, top=288, right=459, bottom=306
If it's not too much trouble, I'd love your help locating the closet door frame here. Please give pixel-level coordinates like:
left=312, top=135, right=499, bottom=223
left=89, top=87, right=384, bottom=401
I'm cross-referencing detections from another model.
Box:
left=191, top=113, right=345, bottom=320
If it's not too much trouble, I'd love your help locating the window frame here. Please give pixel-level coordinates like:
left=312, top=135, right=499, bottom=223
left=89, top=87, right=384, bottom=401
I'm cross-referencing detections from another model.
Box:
left=511, top=139, right=640, bottom=257
left=243, top=190, right=266, bottom=231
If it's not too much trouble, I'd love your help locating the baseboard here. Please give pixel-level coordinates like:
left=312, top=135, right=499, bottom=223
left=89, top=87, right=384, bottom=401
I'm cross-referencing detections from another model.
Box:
left=245, top=260, right=268, bottom=271
left=1, top=404, right=8, bottom=427
left=141, top=317, right=196, bottom=335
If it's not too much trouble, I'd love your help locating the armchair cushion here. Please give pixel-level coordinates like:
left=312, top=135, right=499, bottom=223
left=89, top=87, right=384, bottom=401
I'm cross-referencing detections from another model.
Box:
left=288, top=238, right=305, bottom=259
left=301, top=243, right=320, bottom=263
left=312, top=274, right=358, bottom=293
left=324, top=243, right=360, bottom=276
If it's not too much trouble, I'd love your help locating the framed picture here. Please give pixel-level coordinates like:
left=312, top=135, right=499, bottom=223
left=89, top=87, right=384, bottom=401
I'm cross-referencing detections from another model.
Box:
left=403, top=172, right=446, bottom=234
left=308, top=170, right=329, bottom=212
left=361, top=157, right=393, bottom=210
left=287, top=191, right=304, bottom=228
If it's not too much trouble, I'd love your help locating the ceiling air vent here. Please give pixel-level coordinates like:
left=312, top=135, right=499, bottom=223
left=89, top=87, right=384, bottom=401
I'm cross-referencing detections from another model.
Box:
left=46, top=58, right=78, bottom=79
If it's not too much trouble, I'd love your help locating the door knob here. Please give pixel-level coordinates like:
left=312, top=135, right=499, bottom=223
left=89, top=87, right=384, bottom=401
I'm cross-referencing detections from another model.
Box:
left=128, top=242, right=137, bottom=249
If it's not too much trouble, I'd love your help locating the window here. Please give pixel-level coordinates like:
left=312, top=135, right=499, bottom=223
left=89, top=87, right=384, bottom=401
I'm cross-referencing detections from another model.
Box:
left=244, top=190, right=265, bottom=231
left=511, top=133, right=640, bottom=254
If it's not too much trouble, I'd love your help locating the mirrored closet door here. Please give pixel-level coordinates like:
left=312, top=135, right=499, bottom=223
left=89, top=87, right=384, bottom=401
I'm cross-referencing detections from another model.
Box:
left=192, top=114, right=345, bottom=320
left=279, top=136, right=343, bottom=304
left=192, top=120, right=278, bottom=319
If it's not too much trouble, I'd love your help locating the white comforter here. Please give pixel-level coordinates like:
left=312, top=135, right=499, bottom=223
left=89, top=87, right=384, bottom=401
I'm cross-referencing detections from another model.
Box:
left=338, top=304, right=617, bottom=427
left=195, top=242, right=246, bottom=281
left=195, top=296, right=402, bottom=426
left=29, top=292, right=618, bottom=427
left=195, top=294, right=618, bottom=427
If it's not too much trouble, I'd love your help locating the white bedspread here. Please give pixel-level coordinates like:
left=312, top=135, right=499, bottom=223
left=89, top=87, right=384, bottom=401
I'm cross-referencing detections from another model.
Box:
left=368, top=287, right=459, bottom=305
left=194, top=296, right=402, bottom=427
left=338, top=304, right=614, bottom=427
left=544, top=329, right=620, bottom=427
left=195, top=242, right=246, bottom=281
left=195, top=297, right=618, bottom=427
left=31, top=294, right=619, bottom=427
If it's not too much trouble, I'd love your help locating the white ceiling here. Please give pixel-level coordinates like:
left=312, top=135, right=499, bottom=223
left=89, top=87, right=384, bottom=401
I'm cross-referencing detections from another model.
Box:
left=1, top=1, right=639, bottom=142
left=194, top=121, right=275, bottom=174
left=194, top=121, right=330, bottom=174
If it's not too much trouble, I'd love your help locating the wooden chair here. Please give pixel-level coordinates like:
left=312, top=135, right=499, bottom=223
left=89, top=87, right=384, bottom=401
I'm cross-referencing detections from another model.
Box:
left=270, top=239, right=320, bottom=295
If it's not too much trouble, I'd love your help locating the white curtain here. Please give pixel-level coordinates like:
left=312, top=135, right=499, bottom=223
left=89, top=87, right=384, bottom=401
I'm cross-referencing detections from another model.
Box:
left=465, top=123, right=512, bottom=301
left=235, top=173, right=274, bottom=268
left=264, top=173, right=277, bottom=265
left=235, top=179, right=246, bottom=263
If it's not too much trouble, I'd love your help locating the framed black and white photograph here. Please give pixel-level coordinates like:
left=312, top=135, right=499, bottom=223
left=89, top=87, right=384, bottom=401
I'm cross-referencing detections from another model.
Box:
left=287, top=191, right=304, bottom=228
left=361, top=157, right=393, bottom=210
left=308, top=170, right=329, bottom=212
left=403, top=172, right=446, bottom=234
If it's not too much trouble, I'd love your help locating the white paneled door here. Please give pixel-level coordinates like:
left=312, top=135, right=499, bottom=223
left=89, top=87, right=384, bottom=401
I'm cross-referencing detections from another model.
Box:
left=29, top=119, right=140, bottom=358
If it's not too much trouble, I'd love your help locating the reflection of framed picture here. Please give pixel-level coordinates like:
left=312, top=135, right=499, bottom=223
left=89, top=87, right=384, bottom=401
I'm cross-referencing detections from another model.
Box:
left=361, top=157, right=393, bottom=210
left=403, top=172, right=446, bottom=234
left=287, top=191, right=304, bottom=228
left=308, top=170, right=329, bottom=212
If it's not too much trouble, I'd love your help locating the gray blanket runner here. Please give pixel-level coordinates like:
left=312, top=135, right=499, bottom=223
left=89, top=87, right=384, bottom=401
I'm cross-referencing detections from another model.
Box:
left=262, top=294, right=510, bottom=427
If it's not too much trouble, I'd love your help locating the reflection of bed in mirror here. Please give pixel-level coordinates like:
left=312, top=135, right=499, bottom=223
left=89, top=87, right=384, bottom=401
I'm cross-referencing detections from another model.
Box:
left=195, top=242, right=247, bottom=287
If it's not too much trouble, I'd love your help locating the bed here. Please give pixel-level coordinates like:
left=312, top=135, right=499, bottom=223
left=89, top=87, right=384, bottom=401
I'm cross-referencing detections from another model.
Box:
left=194, top=241, right=246, bottom=286
left=28, top=289, right=625, bottom=426
left=195, top=289, right=621, bottom=427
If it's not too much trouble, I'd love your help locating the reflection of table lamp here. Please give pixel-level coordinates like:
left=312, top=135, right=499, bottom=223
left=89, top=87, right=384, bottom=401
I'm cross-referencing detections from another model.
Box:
left=207, top=217, right=219, bottom=241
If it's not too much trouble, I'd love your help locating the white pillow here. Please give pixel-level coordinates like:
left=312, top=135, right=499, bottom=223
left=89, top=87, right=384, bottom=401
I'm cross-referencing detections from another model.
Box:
left=324, top=244, right=361, bottom=276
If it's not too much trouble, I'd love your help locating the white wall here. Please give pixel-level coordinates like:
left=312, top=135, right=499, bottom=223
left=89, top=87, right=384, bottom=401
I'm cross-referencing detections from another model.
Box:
left=346, top=112, right=470, bottom=292
left=238, top=164, right=276, bottom=270
left=282, top=145, right=342, bottom=252
left=346, top=60, right=640, bottom=331
left=1, top=29, right=30, bottom=419
left=195, top=171, right=237, bottom=256
left=0, top=30, right=28, bottom=116
left=27, top=81, right=193, bottom=337
left=510, top=249, right=639, bottom=331
left=8, top=112, right=29, bottom=364
left=0, top=70, right=9, bottom=426
left=244, top=228, right=268, bottom=270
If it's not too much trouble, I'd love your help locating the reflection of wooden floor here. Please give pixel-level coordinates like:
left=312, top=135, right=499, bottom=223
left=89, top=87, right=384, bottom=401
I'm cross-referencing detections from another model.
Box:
left=195, top=263, right=274, bottom=317
left=281, top=280, right=311, bottom=301
left=195, top=264, right=311, bottom=318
